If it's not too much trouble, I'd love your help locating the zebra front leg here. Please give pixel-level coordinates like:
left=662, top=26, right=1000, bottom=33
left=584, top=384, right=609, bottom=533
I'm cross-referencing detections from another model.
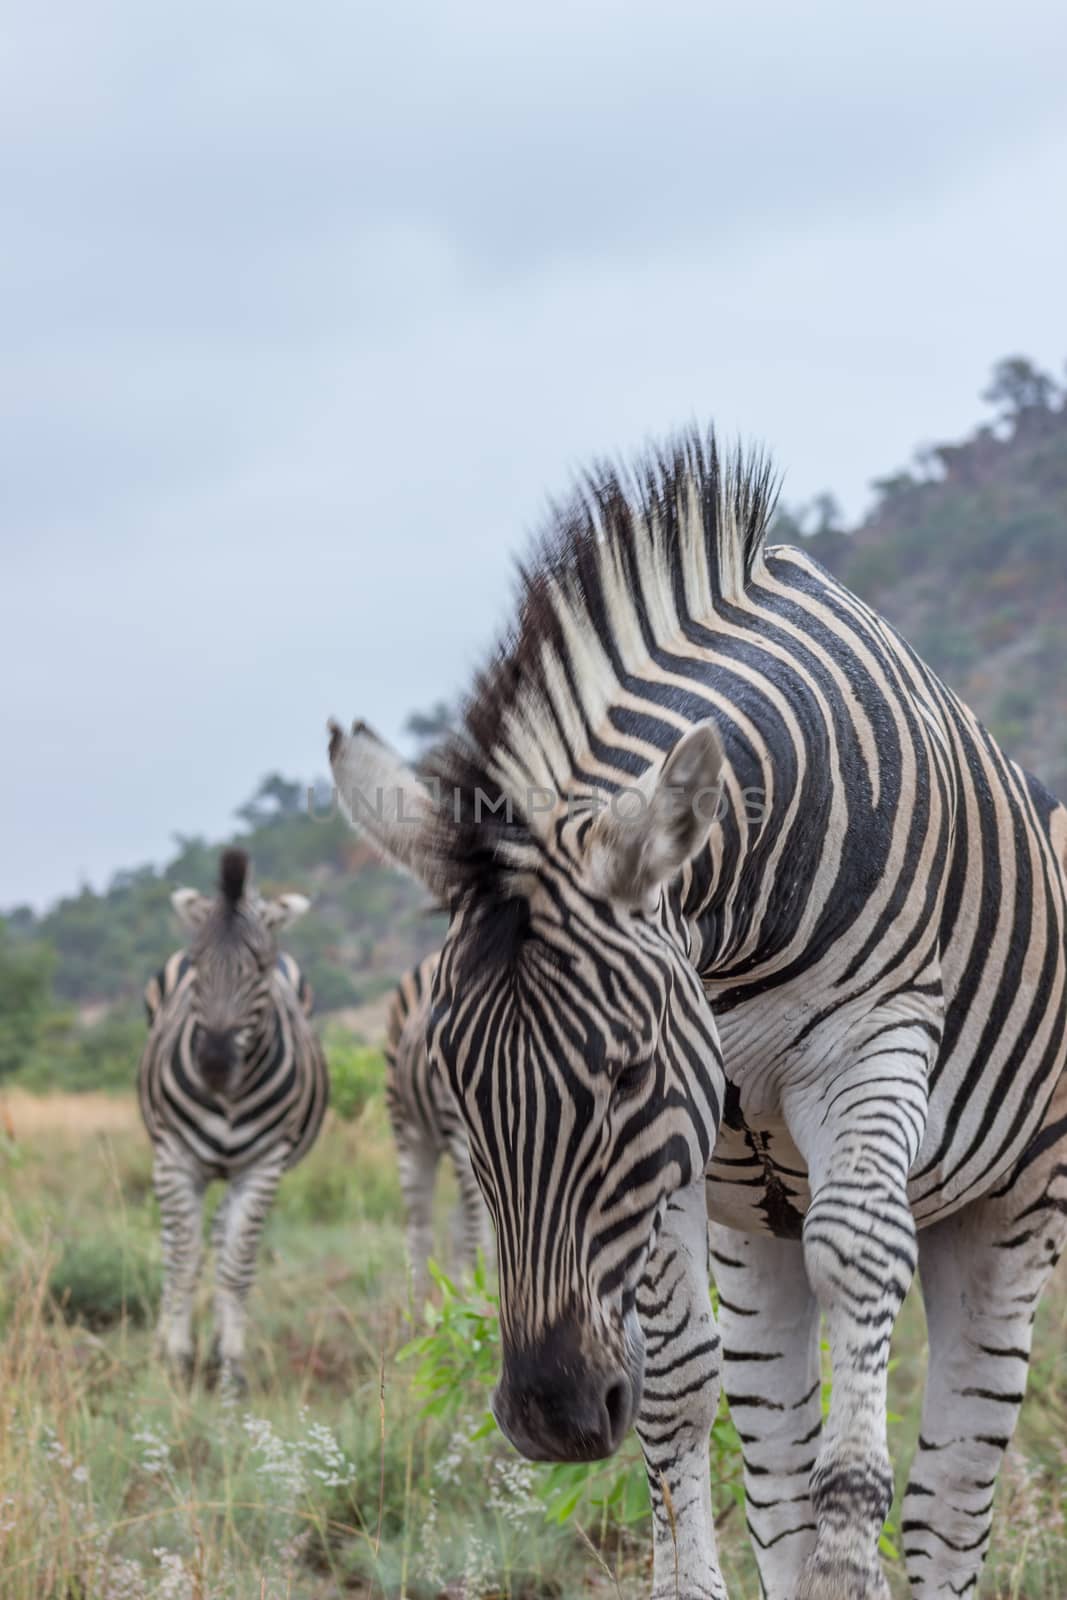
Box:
left=153, top=1144, right=205, bottom=1382
left=904, top=1090, right=1067, bottom=1595
left=635, top=1179, right=727, bottom=1600
left=203, top=1189, right=231, bottom=1386
left=788, top=1037, right=930, bottom=1600
left=712, top=1224, right=821, bottom=1598
left=212, top=1147, right=287, bottom=1394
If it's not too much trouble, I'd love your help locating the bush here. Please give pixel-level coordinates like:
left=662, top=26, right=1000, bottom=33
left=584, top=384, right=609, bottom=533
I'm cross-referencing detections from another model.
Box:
left=399, top=1257, right=744, bottom=1532
left=10, top=1002, right=146, bottom=1094
left=279, top=1159, right=354, bottom=1225
left=325, top=1034, right=385, bottom=1121
left=48, top=1230, right=161, bottom=1329
left=0, top=930, right=56, bottom=1081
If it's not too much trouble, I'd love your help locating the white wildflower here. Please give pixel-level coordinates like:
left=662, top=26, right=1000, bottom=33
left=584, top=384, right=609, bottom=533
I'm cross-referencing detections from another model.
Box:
left=242, top=1413, right=307, bottom=1498
left=302, top=1414, right=356, bottom=1488
left=133, top=1423, right=172, bottom=1478
left=153, top=1548, right=191, bottom=1600
left=102, top=1555, right=147, bottom=1600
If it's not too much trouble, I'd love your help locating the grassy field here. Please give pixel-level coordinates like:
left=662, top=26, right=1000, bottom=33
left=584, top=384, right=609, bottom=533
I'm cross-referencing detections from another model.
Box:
left=1, top=1088, right=1065, bottom=1599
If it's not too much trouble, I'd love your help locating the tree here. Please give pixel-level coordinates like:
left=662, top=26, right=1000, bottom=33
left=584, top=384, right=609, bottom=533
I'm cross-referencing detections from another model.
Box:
left=0, top=925, right=56, bottom=1080
left=767, top=503, right=806, bottom=542
left=809, top=493, right=843, bottom=536
left=234, top=773, right=305, bottom=830
left=982, top=357, right=1060, bottom=420
left=404, top=700, right=455, bottom=754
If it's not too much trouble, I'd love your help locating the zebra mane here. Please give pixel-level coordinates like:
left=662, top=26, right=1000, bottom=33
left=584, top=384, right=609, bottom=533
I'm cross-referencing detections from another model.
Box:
left=422, top=430, right=777, bottom=911
left=219, top=848, right=249, bottom=909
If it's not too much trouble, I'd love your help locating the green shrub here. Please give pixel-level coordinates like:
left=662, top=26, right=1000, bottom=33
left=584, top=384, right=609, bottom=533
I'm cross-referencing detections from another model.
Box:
left=325, top=1034, right=384, bottom=1121
left=11, top=1002, right=145, bottom=1094
left=48, top=1230, right=160, bottom=1329
left=279, top=1159, right=354, bottom=1225
left=0, top=929, right=57, bottom=1081
left=399, top=1257, right=745, bottom=1533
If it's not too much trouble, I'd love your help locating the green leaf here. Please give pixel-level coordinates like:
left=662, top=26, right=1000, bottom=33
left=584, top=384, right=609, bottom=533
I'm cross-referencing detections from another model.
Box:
left=547, top=1484, right=585, bottom=1523
left=620, top=1469, right=650, bottom=1524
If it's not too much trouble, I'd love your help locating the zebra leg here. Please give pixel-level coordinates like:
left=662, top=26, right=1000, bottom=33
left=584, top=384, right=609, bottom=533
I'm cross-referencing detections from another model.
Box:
left=635, top=1180, right=727, bottom=1600
left=397, top=1134, right=439, bottom=1310
left=203, top=1188, right=232, bottom=1386
left=153, top=1145, right=205, bottom=1381
left=903, top=1096, right=1067, bottom=1595
left=445, top=1124, right=493, bottom=1279
left=211, top=1147, right=287, bottom=1393
left=712, top=1224, right=821, bottom=1598
left=789, top=1043, right=929, bottom=1600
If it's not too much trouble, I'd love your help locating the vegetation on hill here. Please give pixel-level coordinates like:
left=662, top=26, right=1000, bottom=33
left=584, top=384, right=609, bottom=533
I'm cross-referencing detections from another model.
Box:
left=776, top=354, right=1067, bottom=796
left=0, top=773, right=444, bottom=1089
left=2, top=356, right=1066, bottom=1091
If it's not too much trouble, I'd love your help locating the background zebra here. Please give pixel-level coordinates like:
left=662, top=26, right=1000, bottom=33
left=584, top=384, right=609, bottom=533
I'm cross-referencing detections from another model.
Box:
left=139, top=848, right=329, bottom=1392
left=329, top=434, right=1067, bottom=1600
left=384, top=953, right=492, bottom=1306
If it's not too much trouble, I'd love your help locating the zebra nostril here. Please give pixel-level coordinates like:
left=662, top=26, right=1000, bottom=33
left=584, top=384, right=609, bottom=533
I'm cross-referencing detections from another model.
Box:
left=602, top=1377, right=631, bottom=1447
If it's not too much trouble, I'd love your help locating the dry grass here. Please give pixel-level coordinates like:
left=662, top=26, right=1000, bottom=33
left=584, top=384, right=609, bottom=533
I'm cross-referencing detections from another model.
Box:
left=0, top=1087, right=142, bottom=1138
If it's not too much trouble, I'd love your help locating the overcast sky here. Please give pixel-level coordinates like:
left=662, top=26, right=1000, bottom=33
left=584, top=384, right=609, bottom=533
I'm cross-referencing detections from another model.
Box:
left=3, top=0, right=1066, bottom=908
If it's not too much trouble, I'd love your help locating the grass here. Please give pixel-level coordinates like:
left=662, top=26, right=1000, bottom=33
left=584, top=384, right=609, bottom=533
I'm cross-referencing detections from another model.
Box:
left=1, top=1090, right=1065, bottom=1598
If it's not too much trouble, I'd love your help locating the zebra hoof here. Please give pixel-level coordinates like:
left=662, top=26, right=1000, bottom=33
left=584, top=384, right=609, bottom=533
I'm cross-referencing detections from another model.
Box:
left=163, top=1348, right=196, bottom=1387
left=219, top=1361, right=249, bottom=1400
left=795, top=1549, right=891, bottom=1600
left=203, top=1341, right=248, bottom=1398
left=203, top=1342, right=223, bottom=1389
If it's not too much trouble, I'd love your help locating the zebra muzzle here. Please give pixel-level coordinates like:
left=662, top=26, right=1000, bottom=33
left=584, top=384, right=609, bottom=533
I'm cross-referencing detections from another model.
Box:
left=492, top=1320, right=639, bottom=1463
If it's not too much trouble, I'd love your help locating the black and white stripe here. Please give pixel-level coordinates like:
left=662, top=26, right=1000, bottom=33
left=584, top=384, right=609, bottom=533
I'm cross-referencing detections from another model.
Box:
left=384, top=953, right=492, bottom=1304
left=138, top=848, right=329, bottom=1390
left=329, top=433, right=1067, bottom=1599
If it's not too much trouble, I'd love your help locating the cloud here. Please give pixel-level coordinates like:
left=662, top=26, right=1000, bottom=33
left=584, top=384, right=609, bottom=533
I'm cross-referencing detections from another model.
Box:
left=2, top=0, right=1066, bottom=905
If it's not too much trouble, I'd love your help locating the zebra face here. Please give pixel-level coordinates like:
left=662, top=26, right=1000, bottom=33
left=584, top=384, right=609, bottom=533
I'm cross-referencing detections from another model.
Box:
left=429, top=873, right=723, bottom=1464
left=171, top=861, right=310, bottom=1100
left=329, top=715, right=728, bottom=1463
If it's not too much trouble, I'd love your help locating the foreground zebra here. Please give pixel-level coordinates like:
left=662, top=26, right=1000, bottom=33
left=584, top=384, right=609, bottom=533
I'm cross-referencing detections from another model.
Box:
left=139, top=849, right=329, bottom=1390
left=384, top=954, right=492, bottom=1304
left=330, top=434, right=1067, bottom=1599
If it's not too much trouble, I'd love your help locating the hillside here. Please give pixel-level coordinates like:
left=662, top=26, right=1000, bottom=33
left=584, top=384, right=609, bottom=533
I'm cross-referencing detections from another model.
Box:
left=3, top=355, right=1065, bottom=1089
left=788, top=355, right=1067, bottom=797
left=0, top=781, right=446, bottom=1091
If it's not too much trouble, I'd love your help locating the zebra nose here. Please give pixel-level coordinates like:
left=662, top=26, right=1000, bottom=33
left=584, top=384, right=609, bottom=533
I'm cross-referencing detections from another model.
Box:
left=493, top=1349, right=636, bottom=1462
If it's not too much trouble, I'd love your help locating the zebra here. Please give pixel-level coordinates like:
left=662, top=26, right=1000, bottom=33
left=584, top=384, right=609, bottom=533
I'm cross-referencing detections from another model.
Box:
left=328, top=433, right=1067, bottom=1599
left=139, top=848, right=329, bottom=1392
left=384, top=953, right=493, bottom=1305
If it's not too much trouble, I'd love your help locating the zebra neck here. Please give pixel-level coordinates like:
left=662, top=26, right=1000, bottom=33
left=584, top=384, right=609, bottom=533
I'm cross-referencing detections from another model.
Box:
left=683, top=736, right=827, bottom=984
left=240, top=999, right=285, bottom=1084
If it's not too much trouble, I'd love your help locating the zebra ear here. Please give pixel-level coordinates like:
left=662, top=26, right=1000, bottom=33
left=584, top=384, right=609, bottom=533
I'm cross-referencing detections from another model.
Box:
left=261, top=892, right=311, bottom=932
left=171, top=887, right=213, bottom=932
left=585, top=722, right=725, bottom=910
left=328, top=718, right=447, bottom=894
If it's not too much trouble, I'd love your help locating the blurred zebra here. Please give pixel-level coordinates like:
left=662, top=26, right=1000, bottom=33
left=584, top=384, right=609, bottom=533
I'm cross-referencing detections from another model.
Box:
left=139, top=848, right=329, bottom=1390
left=329, top=434, right=1067, bottom=1600
left=384, top=952, right=492, bottom=1305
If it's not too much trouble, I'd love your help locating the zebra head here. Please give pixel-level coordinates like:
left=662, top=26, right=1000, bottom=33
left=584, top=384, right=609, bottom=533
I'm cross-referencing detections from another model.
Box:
left=330, top=720, right=725, bottom=1463
left=171, top=849, right=310, bottom=1098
